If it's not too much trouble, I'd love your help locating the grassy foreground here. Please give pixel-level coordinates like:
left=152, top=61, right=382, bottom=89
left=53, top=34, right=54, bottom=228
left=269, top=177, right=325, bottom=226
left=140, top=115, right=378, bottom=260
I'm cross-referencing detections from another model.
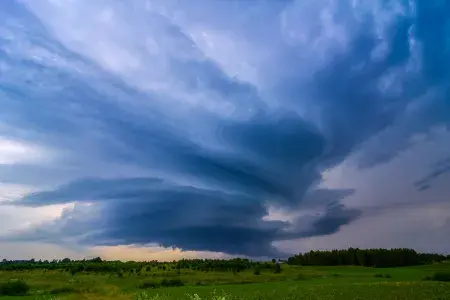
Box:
left=0, top=263, right=449, bottom=299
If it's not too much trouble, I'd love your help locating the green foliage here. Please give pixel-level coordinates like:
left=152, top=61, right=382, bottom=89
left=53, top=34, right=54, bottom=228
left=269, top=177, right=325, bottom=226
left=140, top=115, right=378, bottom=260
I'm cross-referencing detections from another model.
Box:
left=49, top=285, right=77, bottom=294
left=0, top=256, right=265, bottom=274
left=161, top=278, right=185, bottom=287
left=117, top=269, right=124, bottom=278
left=287, top=248, right=446, bottom=267
left=426, top=271, right=450, bottom=282
left=137, top=281, right=450, bottom=300
left=136, top=291, right=166, bottom=300
left=375, top=273, right=392, bottom=279
left=295, top=273, right=307, bottom=280
left=186, top=290, right=232, bottom=300
left=139, top=278, right=185, bottom=289
left=139, top=280, right=161, bottom=289
left=35, top=296, right=62, bottom=300
left=0, top=279, right=30, bottom=296
left=0, top=250, right=449, bottom=299
left=0, top=248, right=443, bottom=276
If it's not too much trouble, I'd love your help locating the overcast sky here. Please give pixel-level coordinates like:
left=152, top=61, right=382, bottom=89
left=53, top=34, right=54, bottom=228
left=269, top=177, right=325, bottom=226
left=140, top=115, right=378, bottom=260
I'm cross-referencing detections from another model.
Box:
left=0, top=0, right=449, bottom=261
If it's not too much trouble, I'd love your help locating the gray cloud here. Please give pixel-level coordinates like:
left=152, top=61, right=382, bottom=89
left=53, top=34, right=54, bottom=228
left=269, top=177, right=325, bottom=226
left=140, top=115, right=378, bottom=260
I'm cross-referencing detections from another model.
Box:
left=9, top=177, right=359, bottom=257
left=414, top=157, right=450, bottom=191
left=1, top=0, right=450, bottom=257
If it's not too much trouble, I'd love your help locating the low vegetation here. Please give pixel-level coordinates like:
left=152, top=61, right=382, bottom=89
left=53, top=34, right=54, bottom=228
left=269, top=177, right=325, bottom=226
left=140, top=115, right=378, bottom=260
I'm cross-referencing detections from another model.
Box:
left=0, top=279, right=30, bottom=296
left=424, top=271, right=450, bottom=282
left=0, top=248, right=448, bottom=299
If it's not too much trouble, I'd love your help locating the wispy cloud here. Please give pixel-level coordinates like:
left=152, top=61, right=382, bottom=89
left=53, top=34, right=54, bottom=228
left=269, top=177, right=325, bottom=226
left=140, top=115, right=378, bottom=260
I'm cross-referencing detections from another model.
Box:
left=414, top=156, right=450, bottom=191
left=1, top=0, right=449, bottom=257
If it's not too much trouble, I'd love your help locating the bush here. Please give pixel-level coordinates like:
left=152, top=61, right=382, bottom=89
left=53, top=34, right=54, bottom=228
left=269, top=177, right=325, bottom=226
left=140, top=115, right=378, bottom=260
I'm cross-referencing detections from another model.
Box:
left=49, top=286, right=77, bottom=294
left=374, top=273, right=384, bottom=278
left=161, top=278, right=184, bottom=287
left=139, top=278, right=184, bottom=289
left=253, top=268, right=261, bottom=275
left=139, top=280, right=160, bottom=289
left=295, top=274, right=307, bottom=280
left=0, top=279, right=30, bottom=296
left=428, top=272, right=450, bottom=282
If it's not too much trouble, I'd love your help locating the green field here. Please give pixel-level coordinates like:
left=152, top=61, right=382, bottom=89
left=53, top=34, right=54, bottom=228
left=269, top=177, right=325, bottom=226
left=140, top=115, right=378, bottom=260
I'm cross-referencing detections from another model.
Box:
left=1, top=263, right=449, bottom=300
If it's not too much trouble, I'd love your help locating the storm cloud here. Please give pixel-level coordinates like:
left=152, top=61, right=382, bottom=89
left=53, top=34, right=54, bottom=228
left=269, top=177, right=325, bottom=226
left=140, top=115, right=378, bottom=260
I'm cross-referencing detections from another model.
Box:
left=1, top=0, right=450, bottom=257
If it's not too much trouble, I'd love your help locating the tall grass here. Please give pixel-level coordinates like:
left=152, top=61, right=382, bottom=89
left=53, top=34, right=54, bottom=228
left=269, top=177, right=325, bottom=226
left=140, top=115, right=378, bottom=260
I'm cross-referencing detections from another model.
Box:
left=0, top=279, right=30, bottom=296
left=136, top=290, right=233, bottom=300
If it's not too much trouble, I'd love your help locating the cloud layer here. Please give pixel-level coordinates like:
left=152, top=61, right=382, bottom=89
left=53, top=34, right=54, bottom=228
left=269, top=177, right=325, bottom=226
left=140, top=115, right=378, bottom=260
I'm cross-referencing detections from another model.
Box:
left=1, top=0, right=449, bottom=257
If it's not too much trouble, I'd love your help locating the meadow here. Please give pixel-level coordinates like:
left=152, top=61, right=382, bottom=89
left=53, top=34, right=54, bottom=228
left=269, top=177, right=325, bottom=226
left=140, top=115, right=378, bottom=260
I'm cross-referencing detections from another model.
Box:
left=0, top=261, right=449, bottom=299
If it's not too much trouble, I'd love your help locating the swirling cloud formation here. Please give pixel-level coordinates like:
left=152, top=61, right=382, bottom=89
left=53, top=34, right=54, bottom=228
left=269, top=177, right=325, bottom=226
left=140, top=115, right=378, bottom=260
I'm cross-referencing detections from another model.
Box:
left=1, top=0, right=449, bottom=257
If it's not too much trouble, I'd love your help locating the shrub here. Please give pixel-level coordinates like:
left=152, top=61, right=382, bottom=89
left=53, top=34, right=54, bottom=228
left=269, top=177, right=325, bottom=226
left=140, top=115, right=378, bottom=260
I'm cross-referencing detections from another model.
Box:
left=139, top=280, right=160, bottom=289
left=295, top=274, right=307, bottom=280
left=429, top=272, right=450, bottom=282
left=253, top=268, right=261, bottom=275
left=0, top=279, right=30, bottom=296
left=49, top=286, right=77, bottom=294
left=161, top=278, right=184, bottom=287
left=139, top=278, right=184, bottom=289
left=384, top=274, right=392, bottom=278
left=374, top=273, right=384, bottom=278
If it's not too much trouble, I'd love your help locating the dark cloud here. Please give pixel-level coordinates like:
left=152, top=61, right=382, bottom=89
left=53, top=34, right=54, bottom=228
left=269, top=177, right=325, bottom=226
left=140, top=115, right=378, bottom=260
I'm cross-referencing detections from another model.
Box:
left=1, top=0, right=450, bottom=257
left=414, top=157, right=450, bottom=191
left=9, top=177, right=359, bottom=257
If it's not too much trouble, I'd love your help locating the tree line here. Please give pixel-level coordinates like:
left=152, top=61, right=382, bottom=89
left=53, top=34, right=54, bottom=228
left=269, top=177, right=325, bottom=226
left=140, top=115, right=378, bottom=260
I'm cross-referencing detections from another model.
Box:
left=0, top=248, right=448, bottom=274
left=0, top=257, right=281, bottom=274
left=286, top=248, right=449, bottom=268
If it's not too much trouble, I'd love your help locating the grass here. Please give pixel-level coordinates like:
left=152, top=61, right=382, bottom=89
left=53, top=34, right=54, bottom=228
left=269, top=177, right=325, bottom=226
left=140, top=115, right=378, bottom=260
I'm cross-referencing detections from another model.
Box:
left=0, top=263, right=449, bottom=299
left=0, top=280, right=30, bottom=296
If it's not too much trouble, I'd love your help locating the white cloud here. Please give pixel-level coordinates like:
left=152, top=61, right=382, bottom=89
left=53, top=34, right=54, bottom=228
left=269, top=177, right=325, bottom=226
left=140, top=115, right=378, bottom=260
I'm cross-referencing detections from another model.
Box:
left=0, top=184, right=35, bottom=202
left=0, top=204, right=71, bottom=234
left=0, top=138, right=49, bottom=165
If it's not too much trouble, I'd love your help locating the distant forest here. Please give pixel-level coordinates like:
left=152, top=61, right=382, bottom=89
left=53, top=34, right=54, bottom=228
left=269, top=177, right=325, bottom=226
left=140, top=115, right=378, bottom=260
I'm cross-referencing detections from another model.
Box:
left=286, top=248, right=449, bottom=268
left=0, top=248, right=448, bottom=274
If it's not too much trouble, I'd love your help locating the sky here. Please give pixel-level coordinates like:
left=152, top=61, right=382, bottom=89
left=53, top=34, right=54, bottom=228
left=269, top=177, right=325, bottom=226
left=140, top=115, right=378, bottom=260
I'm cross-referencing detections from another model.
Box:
left=0, top=0, right=449, bottom=261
